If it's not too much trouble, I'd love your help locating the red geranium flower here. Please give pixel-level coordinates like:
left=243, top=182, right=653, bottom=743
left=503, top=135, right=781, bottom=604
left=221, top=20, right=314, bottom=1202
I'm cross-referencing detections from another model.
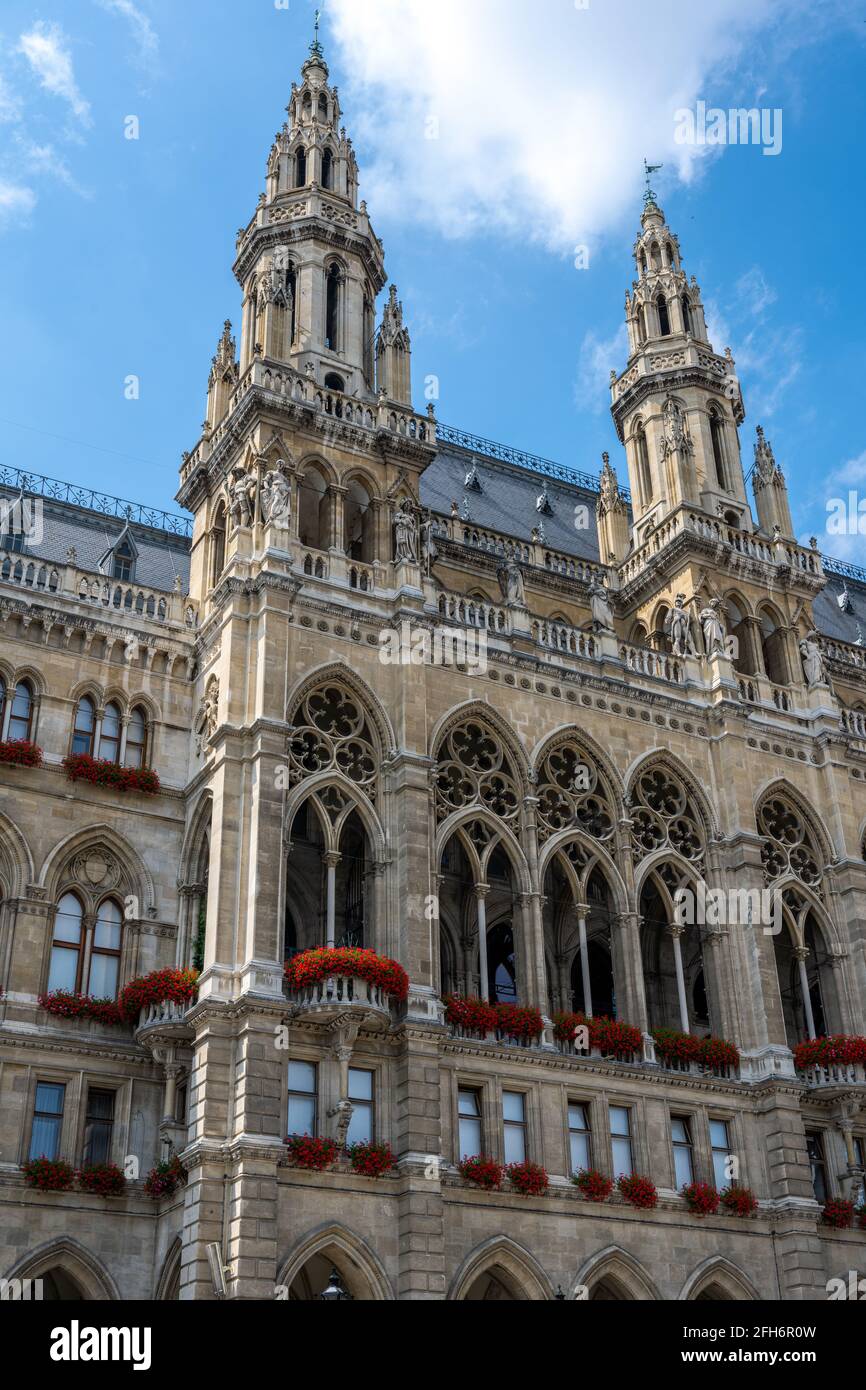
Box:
left=0, top=740, right=43, bottom=768
left=505, top=1162, right=549, bottom=1197
left=821, top=1198, right=855, bottom=1230
left=720, top=1186, right=759, bottom=1217
left=346, top=1141, right=396, bottom=1178
left=22, top=1158, right=75, bottom=1192
left=143, top=1155, right=186, bottom=1200
left=572, top=1168, right=614, bottom=1202
left=682, top=1181, right=720, bottom=1216
left=459, top=1156, right=504, bottom=1191
left=285, top=948, right=409, bottom=1002
left=617, top=1174, right=658, bottom=1209
left=118, top=968, right=198, bottom=1022
left=62, top=754, right=160, bottom=795
left=285, top=1134, right=340, bottom=1172
left=78, top=1163, right=126, bottom=1196
left=794, top=1036, right=866, bottom=1070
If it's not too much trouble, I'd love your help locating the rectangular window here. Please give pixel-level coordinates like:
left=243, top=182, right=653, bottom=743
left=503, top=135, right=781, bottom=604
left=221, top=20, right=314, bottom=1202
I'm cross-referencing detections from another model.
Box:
left=568, top=1103, right=591, bottom=1174
left=671, top=1116, right=695, bottom=1189
left=347, top=1068, right=374, bottom=1146
left=806, top=1132, right=827, bottom=1204
left=458, top=1089, right=482, bottom=1160
left=710, top=1119, right=732, bottom=1191
left=30, top=1082, right=65, bottom=1161
left=83, top=1089, right=115, bottom=1166
left=503, top=1091, right=526, bottom=1165
left=609, top=1105, right=634, bottom=1178
left=287, top=1061, right=317, bottom=1137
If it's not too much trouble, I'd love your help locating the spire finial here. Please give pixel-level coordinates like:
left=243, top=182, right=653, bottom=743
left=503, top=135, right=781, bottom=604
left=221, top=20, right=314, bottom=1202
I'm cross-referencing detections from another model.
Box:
left=310, top=8, right=324, bottom=59
left=643, top=159, right=663, bottom=206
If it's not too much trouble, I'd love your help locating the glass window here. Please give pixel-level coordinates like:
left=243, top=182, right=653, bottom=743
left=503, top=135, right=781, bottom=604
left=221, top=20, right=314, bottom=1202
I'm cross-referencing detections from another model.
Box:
left=610, top=1105, right=633, bottom=1178
left=672, top=1116, right=695, bottom=1188
left=30, top=1082, right=65, bottom=1161
left=458, top=1089, right=482, bottom=1160
left=100, top=702, right=122, bottom=764
left=503, top=1090, right=526, bottom=1165
left=72, top=696, right=96, bottom=756
left=347, top=1068, right=374, bottom=1146
left=806, top=1132, right=827, bottom=1204
left=48, top=894, right=84, bottom=993
left=112, top=542, right=134, bottom=582
left=8, top=681, right=33, bottom=741
left=84, top=1089, right=115, bottom=1166
left=125, top=707, right=147, bottom=769
left=568, top=1103, right=591, bottom=1174
left=853, top=1137, right=866, bottom=1208
left=710, top=1119, right=732, bottom=1191
left=287, top=1061, right=317, bottom=1136
left=88, top=899, right=123, bottom=999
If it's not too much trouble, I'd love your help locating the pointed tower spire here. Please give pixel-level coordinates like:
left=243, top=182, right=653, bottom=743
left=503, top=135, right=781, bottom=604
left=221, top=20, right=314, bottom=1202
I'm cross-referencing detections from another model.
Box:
left=752, top=425, right=794, bottom=539
left=596, top=454, right=630, bottom=565
left=376, top=285, right=413, bottom=405
left=206, top=320, right=238, bottom=430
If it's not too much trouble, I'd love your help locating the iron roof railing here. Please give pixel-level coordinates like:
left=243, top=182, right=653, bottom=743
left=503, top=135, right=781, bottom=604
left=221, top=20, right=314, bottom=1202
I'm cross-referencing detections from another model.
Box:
left=822, top=553, right=866, bottom=587
left=437, top=422, right=632, bottom=505
left=0, top=464, right=193, bottom=540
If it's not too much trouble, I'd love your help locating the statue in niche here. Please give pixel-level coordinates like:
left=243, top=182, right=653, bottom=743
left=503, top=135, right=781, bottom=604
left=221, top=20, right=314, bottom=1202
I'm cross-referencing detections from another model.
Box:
left=800, top=633, right=827, bottom=688
left=498, top=553, right=526, bottom=608
left=393, top=502, right=418, bottom=563
left=665, top=594, right=700, bottom=658
left=262, top=466, right=292, bottom=528
left=589, top=577, right=615, bottom=632
left=699, top=598, right=727, bottom=657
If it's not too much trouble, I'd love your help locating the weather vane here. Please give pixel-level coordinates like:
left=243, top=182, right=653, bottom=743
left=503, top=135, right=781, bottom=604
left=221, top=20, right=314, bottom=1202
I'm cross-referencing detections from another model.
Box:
left=310, top=8, right=324, bottom=59
left=643, top=159, right=663, bottom=205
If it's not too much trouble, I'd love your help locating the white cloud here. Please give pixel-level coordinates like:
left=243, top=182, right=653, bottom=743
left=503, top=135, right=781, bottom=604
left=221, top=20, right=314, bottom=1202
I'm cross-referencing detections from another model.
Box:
left=17, top=21, right=91, bottom=125
left=95, top=0, right=159, bottom=66
left=0, top=71, right=21, bottom=122
left=800, top=450, right=866, bottom=561
left=326, top=0, right=798, bottom=253
left=0, top=179, right=36, bottom=226
left=574, top=324, right=629, bottom=413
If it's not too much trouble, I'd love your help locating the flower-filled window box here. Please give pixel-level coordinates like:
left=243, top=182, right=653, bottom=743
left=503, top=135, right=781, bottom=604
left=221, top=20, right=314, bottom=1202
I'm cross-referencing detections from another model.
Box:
left=682, top=1181, right=720, bottom=1216
left=285, top=1135, right=341, bottom=1172
left=22, top=1158, right=75, bottom=1192
left=119, top=968, right=198, bottom=1023
left=444, top=996, right=544, bottom=1043
left=38, top=991, right=124, bottom=1026
left=554, top=1012, right=643, bottom=1060
left=617, top=1174, right=658, bottom=1209
left=143, top=1155, right=187, bottom=1200
left=572, top=1168, right=614, bottom=1203
left=346, top=1141, right=396, bottom=1178
left=821, top=1198, right=855, bottom=1230
left=652, top=1028, right=739, bottom=1074
left=78, top=1163, right=126, bottom=1197
left=285, top=948, right=409, bottom=1002
left=505, top=1162, right=549, bottom=1197
left=794, top=1036, right=866, bottom=1070
left=720, top=1186, right=759, bottom=1217
left=62, top=754, right=160, bottom=796
left=459, top=1156, right=504, bottom=1191
left=494, top=1004, right=544, bottom=1043
left=0, top=740, right=43, bottom=768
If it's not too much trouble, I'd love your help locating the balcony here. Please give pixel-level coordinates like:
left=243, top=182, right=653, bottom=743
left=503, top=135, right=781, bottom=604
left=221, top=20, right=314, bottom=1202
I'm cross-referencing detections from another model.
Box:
left=286, top=974, right=392, bottom=1030
left=134, top=999, right=195, bottom=1048
left=798, top=1061, right=866, bottom=1097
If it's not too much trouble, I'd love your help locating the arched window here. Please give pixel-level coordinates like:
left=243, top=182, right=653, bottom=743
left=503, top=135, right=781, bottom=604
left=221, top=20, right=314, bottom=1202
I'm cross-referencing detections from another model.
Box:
left=125, top=706, right=147, bottom=769
left=298, top=466, right=329, bottom=551
left=759, top=608, right=788, bottom=686
left=100, top=702, right=122, bottom=764
left=709, top=407, right=727, bottom=490
left=295, top=148, right=307, bottom=188
left=48, top=893, right=84, bottom=993
left=325, top=266, right=341, bottom=352
left=211, top=504, right=227, bottom=586
left=656, top=294, right=671, bottom=337
left=725, top=597, right=754, bottom=675
left=8, top=680, right=33, bottom=741
left=634, top=424, right=652, bottom=506
left=681, top=295, right=692, bottom=335
left=324, top=372, right=345, bottom=392
left=487, top=922, right=517, bottom=1003
left=318, top=93, right=328, bottom=121
left=89, top=899, right=123, bottom=998
left=345, top=481, right=373, bottom=562
left=72, top=696, right=96, bottom=756
left=112, top=540, right=134, bottom=582
left=321, top=148, right=334, bottom=190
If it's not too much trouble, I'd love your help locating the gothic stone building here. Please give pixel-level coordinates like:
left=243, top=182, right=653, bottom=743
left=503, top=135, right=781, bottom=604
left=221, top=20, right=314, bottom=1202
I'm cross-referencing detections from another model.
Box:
left=1, top=36, right=865, bottom=1302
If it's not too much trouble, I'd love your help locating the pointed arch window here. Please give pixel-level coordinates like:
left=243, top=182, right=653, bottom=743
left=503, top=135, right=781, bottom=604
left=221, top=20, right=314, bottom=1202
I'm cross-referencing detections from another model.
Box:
left=72, top=695, right=96, bottom=756
left=125, top=706, right=147, bottom=769
left=634, top=423, right=652, bottom=506
left=7, top=679, right=34, bottom=741
left=681, top=295, right=692, bottom=335
left=99, top=702, right=122, bottom=764
left=89, top=898, right=123, bottom=998
left=295, top=148, right=307, bottom=188
left=656, top=294, right=671, bottom=337
left=709, top=407, right=728, bottom=490
left=211, top=504, right=227, bottom=587
left=48, top=893, right=85, bottom=993
left=321, top=148, right=334, bottom=191
left=325, top=266, right=341, bottom=352
left=112, top=540, right=134, bottom=582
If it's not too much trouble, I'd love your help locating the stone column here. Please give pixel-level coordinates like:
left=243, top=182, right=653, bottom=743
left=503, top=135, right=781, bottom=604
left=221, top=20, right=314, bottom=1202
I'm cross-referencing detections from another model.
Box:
left=575, top=901, right=592, bottom=1017
left=611, top=911, right=648, bottom=1032
left=669, top=924, right=691, bottom=1033
left=794, top=947, right=817, bottom=1039
left=475, top=885, right=490, bottom=1003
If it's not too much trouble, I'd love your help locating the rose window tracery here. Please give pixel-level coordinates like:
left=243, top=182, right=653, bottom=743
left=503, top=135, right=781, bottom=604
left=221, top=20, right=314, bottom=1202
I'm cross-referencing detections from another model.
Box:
left=630, top=765, right=705, bottom=867
left=288, top=684, right=378, bottom=800
left=536, top=742, right=615, bottom=845
left=758, top=796, right=822, bottom=890
left=434, top=719, right=521, bottom=825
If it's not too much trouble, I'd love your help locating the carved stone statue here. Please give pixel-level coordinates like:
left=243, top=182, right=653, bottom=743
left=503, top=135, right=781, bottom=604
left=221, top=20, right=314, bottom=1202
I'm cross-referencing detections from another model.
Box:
left=195, top=679, right=220, bottom=756
left=229, top=467, right=256, bottom=529
left=800, top=633, right=827, bottom=688
left=262, top=466, right=292, bottom=528
left=661, top=396, right=691, bottom=458
left=393, top=503, right=418, bottom=564
left=699, top=598, right=727, bottom=657
left=589, top=577, right=615, bottom=632
left=665, top=594, right=699, bottom=658
left=498, top=554, right=526, bottom=608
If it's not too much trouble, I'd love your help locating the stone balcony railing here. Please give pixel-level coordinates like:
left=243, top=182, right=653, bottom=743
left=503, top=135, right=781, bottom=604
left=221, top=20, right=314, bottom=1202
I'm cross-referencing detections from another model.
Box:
left=737, top=676, right=793, bottom=714
left=286, top=975, right=393, bottom=1030
left=841, top=708, right=866, bottom=741
left=555, top=1034, right=741, bottom=1082
left=134, top=999, right=194, bottom=1046
left=822, top=637, right=866, bottom=674
left=0, top=555, right=197, bottom=631
left=799, top=1061, right=866, bottom=1091
left=611, top=341, right=734, bottom=406
left=619, top=641, right=684, bottom=684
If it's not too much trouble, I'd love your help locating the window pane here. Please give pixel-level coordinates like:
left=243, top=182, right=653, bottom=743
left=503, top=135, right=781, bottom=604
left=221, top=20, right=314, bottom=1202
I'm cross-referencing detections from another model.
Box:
left=287, top=1095, right=316, bottom=1135
left=100, top=704, right=121, bottom=761
left=288, top=1061, right=316, bottom=1094
left=35, top=1083, right=65, bottom=1115
left=30, top=1083, right=65, bottom=1161
left=712, top=1152, right=729, bottom=1191
left=502, top=1091, right=525, bottom=1124
left=458, top=1090, right=481, bottom=1118
left=671, top=1118, right=689, bottom=1144
left=459, top=1117, right=482, bottom=1159
left=710, top=1120, right=729, bottom=1150
left=347, top=1102, right=372, bottom=1146
left=612, top=1135, right=633, bottom=1178
left=348, top=1069, right=373, bottom=1102
left=54, top=895, right=82, bottom=944
left=84, top=1090, right=115, bottom=1165
left=9, top=682, right=32, bottom=738
left=674, top=1146, right=694, bottom=1188
left=569, top=1104, right=589, bottom=1132
left=504, top=1125, right=526, bottom=1166
left=48, top=947, right=79, bottom=993
left=93, top=900, right=122, bottom=950
left=88, top=952, right=119, bottom=999
left=570, top=1131, right=591, bottom=1173
left=610, top=1106, right=630, bottom=1138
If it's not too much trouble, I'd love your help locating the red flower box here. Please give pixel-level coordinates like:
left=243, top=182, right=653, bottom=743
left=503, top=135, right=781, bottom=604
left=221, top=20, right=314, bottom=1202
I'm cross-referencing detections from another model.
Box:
left=0, top=740, right=43, bottom=768
left=794, top=1036, right=866, bottom=1070
left=682, top=1181, right=720, bottom=1216
left=285, top=948, right=409, bottom=1002
left=62, top=753, right=160, bottom=795
left=506, top=1162, right=549, bottom=1197
left=653, top=1028, right=739, bottom=1072
left=444, top=996, right=544, bottom=1042
left=78, top=1163, right=126, bottom=1196
left=143, top=1155, right=186, bottom=1200
left=720, top=1186, right=759, bottom=1217
left=494, top=1004, right=544, bottom=1042
left=346, top=1141, right=396, bottom=1178
left=38, top=991, right=123, bottom=1027
left=459, top=1156, right=504, bottom=1191
left=572, top=1168, right=614, bottom=1202
left=22, top=1158, right=75, bottom=1192
left=285, top=1134, right=341, bottom=1172
left=554, top=1012, right=643, bottom=1060
left=821, top=1198, right=854, bottom=1230
left=118, top=968, right=198, bottom=1022
left=617, top=1174, right=658, bottom=1209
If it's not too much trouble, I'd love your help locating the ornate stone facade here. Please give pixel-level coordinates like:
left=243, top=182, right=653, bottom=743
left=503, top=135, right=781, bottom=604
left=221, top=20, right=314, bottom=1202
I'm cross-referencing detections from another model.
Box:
left=0, top=35, right=865, bottom=1303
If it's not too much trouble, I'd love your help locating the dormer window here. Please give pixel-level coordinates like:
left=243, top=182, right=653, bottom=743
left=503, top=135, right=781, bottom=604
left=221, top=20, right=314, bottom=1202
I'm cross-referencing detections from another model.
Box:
left=112, top=540, right=134, bottom=581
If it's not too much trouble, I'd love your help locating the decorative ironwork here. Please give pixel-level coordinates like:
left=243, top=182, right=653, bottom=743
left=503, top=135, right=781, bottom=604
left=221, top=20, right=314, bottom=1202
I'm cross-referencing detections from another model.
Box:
left=0, top=465, right=192, bottom=539
left=437, top=424, right=632, bottom=506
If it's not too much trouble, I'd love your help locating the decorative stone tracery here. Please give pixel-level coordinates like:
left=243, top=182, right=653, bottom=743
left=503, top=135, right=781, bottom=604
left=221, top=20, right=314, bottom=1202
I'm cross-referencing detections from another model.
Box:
left=288, top=682, right=378, bottom=802
left=434, top=718, right=521, bottom=826
left=630, top=765, right=706, bottom=869
left=535, top=740, right=615, bottom=845
left=758, top=794, right=822, bottom=891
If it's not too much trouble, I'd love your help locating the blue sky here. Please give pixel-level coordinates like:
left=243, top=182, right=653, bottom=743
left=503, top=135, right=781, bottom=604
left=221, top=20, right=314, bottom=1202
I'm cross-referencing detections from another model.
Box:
left=0, top=0, right=864, bottom=560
